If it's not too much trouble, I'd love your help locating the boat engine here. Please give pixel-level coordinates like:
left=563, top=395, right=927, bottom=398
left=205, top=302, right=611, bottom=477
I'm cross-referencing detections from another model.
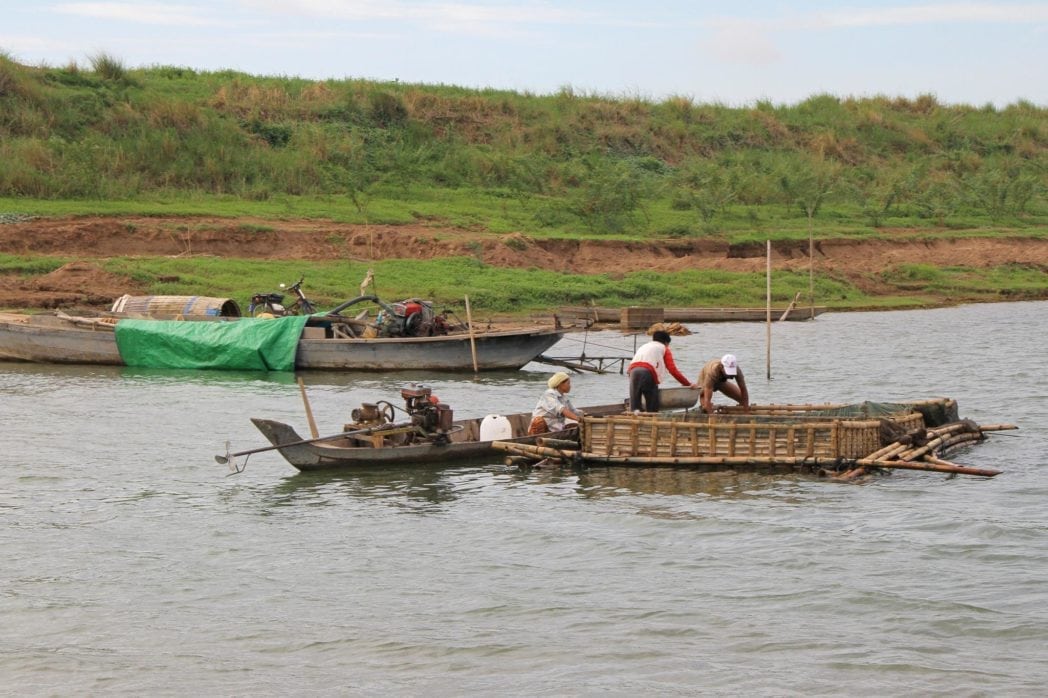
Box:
left=374, top=299, right=450, bottom=337
left=401, top=384, right=453, bottom=435
left=350, top=402, right=385, bottom=426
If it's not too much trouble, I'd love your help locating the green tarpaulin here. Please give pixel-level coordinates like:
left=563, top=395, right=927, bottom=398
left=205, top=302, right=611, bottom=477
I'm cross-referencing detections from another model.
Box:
left=114, top=316, right=310, bottom=371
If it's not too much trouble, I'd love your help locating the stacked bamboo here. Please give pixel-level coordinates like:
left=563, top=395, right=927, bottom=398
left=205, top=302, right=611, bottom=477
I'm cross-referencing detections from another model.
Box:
left=831, top=419, right=1015, bottom=480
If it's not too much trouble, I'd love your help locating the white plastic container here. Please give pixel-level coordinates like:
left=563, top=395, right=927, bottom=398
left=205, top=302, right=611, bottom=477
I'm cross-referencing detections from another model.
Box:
left=479, top=414, right=513, bottom=441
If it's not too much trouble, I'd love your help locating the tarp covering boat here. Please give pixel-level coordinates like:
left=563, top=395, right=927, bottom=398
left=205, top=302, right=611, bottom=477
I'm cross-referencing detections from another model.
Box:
left=114, top=316, right=308, bottom=370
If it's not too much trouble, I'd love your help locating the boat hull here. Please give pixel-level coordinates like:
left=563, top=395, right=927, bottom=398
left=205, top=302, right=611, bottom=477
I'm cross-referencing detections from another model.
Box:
left=248, top=402, right=627, bottom=471
left=0, top=316, right=123, bottom=364
left=561, top=306, right=828, bottom=323
left=0, top=315, right=566, bottom=371
left=294, top=327, right=565, bottom=370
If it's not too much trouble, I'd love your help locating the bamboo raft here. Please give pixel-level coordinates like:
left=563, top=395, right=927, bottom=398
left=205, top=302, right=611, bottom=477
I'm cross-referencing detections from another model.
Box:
left=492, top=398, right=1016, bottom=479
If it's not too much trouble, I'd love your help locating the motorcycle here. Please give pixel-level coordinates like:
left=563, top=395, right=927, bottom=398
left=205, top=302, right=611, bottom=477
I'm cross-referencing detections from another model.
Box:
left=248, top=276, right=317, bottom=317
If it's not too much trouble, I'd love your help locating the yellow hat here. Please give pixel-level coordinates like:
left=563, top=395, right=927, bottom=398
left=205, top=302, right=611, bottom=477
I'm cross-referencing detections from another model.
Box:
left=548, top=372, right=571, bottom=389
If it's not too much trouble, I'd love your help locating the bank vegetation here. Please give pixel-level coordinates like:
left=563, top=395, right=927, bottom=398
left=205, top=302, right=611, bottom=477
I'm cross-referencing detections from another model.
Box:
left=1, top=52, right=1045, bottom=312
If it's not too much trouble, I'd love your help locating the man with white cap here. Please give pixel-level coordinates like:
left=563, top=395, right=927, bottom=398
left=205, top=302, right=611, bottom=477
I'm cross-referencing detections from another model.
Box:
left=697, top=353, right=749, bottom=414
left=528, top=372, right=583, bottom=435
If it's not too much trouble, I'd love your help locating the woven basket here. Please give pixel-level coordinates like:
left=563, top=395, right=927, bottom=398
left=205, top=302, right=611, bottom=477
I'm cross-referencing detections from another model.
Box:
left=111, top=295, right=242, bottom=318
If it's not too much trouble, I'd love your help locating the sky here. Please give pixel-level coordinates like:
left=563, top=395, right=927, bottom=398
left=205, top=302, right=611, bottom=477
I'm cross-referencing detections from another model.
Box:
left=2, top=1, right=1046, bottom=107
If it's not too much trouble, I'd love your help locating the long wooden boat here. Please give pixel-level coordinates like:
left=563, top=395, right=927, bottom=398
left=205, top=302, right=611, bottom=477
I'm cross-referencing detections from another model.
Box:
left=243, top=400, right=628, bottom=472
left=560, top=305, right=828, bottom=324
left=494, top=398, right=1016, bottom=478
left=293, top=325, right=565, bottom=370
left=0, top=313, right=124, bottom=364
left=0, top=312, right=566, bottom=371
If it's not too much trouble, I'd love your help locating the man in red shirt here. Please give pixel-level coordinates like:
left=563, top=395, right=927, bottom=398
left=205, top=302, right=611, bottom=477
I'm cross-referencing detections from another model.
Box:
left=627, top=330, right=697, bottom=413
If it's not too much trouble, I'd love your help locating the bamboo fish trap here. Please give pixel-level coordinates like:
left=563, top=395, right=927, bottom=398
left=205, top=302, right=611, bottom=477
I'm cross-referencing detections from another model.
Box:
left=581, top=401, right=932, bottom=461
left=110, top=295, right=242, bottom=318
left=491, top=398, right=1015, bottom=479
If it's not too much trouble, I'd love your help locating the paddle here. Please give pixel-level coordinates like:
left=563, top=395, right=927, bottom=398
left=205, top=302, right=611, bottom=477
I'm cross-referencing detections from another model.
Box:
left=215, top=422, right=413, bottom=467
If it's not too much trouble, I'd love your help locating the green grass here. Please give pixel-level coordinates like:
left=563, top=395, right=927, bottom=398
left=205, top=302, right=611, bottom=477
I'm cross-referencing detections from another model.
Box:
left=0, top=253, right=880, bottom=314
left=1, top=55, right=1045, bottom=232
left=882, top=263, right=1048, bottom=301
left=2, top=55, right=1046, bottom=313
left=4, top=247, right=1042, bottom=316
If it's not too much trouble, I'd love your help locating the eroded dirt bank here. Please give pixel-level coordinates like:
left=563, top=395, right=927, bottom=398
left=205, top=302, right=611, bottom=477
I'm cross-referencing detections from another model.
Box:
left=1, top=216, right=1046, bottom=309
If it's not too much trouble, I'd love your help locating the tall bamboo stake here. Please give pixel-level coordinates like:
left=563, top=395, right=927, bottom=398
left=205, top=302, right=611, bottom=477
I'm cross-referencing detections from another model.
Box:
left=464, top=294, right=479, bottom=374
left=766, top=240, right=772, bottom=380
left=808, top=211, right=815, bottom=319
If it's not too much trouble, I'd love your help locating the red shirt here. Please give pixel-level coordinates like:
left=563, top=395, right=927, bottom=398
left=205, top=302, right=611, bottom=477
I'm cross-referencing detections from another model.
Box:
left=628, top=342, right=690, bottom=385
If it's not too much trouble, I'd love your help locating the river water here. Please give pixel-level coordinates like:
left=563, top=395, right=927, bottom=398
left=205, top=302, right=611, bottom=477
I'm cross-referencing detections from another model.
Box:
left=2, top=301, right=1046, bottom=696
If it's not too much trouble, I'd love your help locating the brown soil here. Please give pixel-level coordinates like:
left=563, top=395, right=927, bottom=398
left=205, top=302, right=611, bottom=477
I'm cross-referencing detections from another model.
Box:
left=1, top=215, right=1046, bottom=309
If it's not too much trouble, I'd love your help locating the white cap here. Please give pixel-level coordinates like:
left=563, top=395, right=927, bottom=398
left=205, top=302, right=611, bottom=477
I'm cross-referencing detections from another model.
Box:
left=721, top=354, right=738, bottom=376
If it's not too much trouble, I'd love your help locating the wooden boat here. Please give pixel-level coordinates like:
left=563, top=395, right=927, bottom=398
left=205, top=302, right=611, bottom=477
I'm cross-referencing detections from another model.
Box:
left=0, top=312, right=124, bottom=365
left=559, top=305, right=828, bottom=324
left=0, top=311, right=567, bottom=371
left=494, top=398, right=1016, bottom=478
left=293, top=325, right=565, bottom=370
left=236, top=387, right=629, bottom=472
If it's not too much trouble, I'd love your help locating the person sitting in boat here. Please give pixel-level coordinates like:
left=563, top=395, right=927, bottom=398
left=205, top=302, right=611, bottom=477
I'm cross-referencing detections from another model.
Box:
left=627, top=330, right=698, bottom=413
left=698, top=353, right=750, bottom=414
left=528, top=372, right=583, bottom=435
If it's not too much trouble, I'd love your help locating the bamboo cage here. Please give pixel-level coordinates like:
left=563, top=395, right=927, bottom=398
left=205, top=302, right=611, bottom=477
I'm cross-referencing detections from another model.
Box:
left=582, top=406, right=927, bottom=460
left=493, top=397, right=1011, bottom=478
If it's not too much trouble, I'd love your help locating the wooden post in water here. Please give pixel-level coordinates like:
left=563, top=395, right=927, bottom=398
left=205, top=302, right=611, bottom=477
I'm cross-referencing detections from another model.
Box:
left=464, top=294, right=479, bottom=374
left=808, top=214, right=815, bottom=319
left=766, top=240, right=772, bottom=380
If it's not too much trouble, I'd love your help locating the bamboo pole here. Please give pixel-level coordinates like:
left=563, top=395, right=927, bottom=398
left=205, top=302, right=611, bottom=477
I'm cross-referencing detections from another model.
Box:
left=56, top=311, right=118, bottom=330
left=537, top=437, right=580, bottom=449
left=778, top=292, right=802, bottom=321
left=865, top=440, right=907, bottom=461
left=492, top=441, right=579, bottom=462
left=808, top=212, right=815, bottom=319
left=858, top=459, right=1000, bottom=477
left=898, top=425, right=974, bottom=460
left=297, top=376, right=319, bottom=439
left=938, top=433, right=986, bottom=451
left=570, top=452, right=1000, bottom=476
left=766, top=240, right=772, bottom=380
left=924, top=455, right=971, bottom=469
left=832, top=465, right=868, bottom=481
left=464, top=294, right=479, bottom=374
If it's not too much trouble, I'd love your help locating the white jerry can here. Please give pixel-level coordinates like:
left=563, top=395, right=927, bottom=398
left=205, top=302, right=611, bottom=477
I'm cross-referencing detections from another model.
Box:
left=479, top=414, right=514, bottom=441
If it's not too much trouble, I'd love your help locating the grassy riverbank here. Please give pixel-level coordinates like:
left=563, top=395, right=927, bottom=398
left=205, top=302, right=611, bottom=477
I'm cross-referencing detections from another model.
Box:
left=1, top=53, right=1046, bottom=313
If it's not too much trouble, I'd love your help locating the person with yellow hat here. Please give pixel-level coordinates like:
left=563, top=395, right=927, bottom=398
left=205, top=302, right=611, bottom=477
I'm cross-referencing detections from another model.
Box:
left=528, top=372, right=583, bottom=435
